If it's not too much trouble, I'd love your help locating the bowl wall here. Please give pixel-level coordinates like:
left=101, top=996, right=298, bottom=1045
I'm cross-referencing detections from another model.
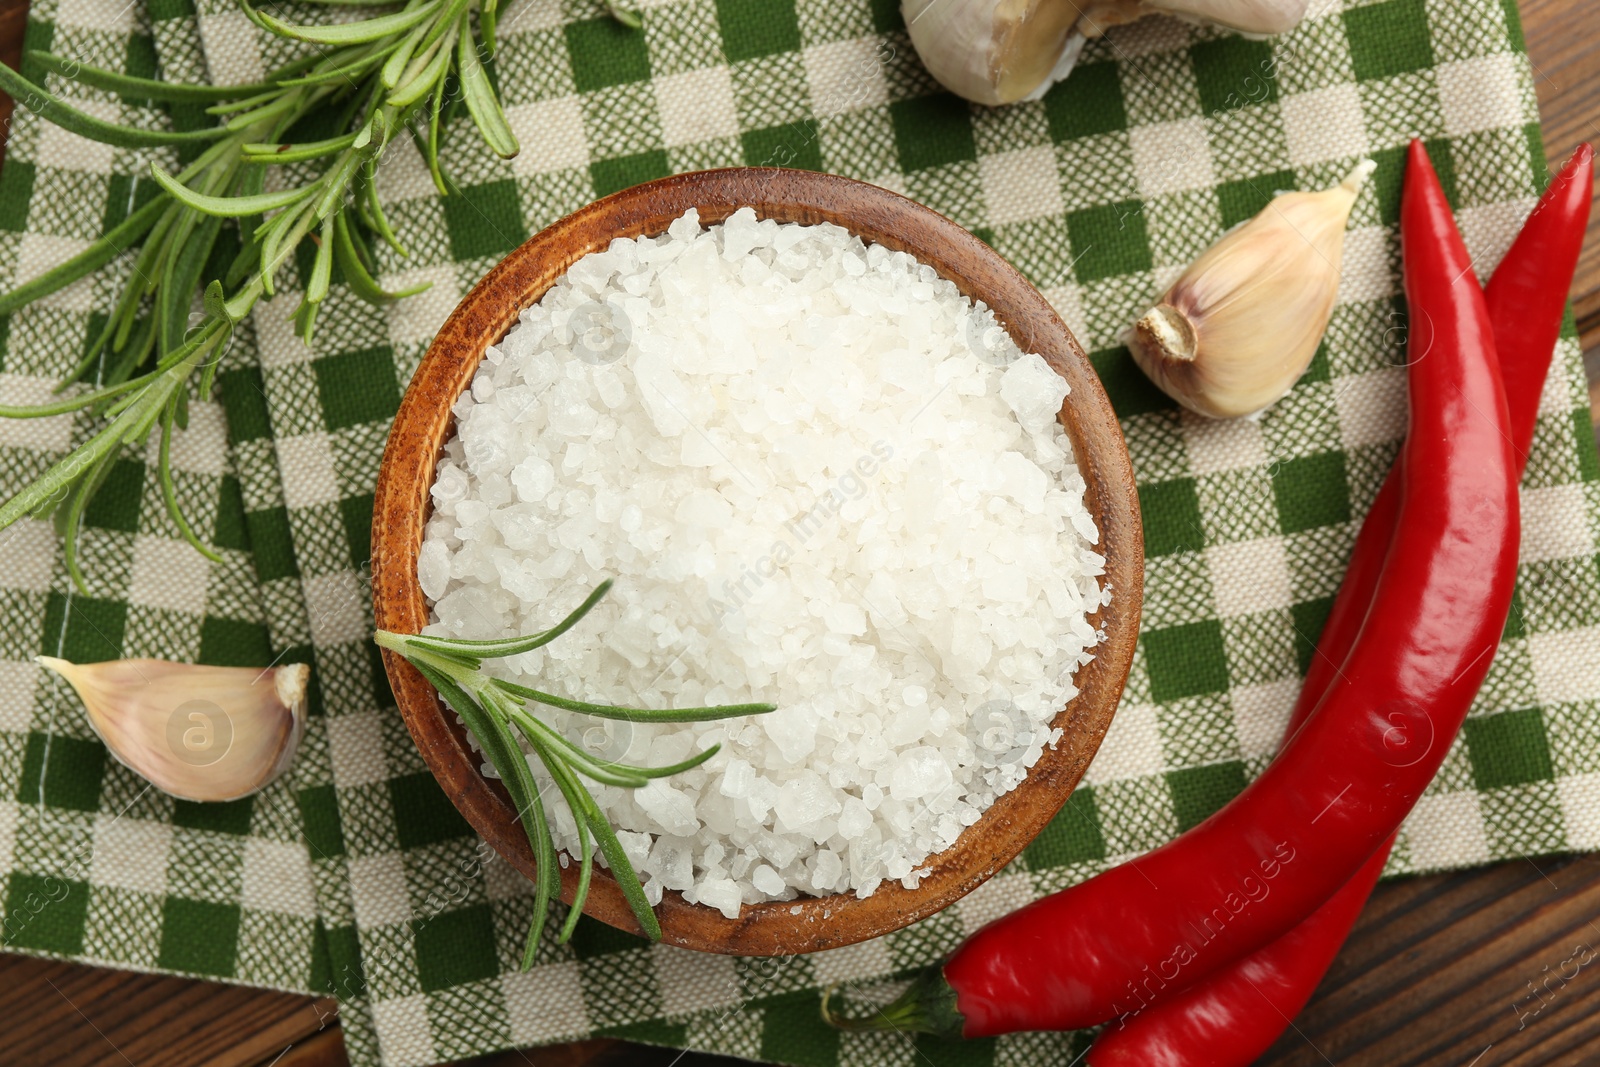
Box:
left=371, top=168, right=1143, bottom=955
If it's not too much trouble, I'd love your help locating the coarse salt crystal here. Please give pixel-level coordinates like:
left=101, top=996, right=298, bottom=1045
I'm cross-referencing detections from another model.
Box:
left=423, top=209, right=1107, bottom=909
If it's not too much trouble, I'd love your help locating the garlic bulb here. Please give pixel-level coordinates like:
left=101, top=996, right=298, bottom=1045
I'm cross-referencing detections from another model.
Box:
left=903, top=0, right=1086, bottom=106
left=1073, top=0, right=1309, bottom=37
left=1125, top=159, right=1376, bottom=420
left=902, top=0, right=1310, bottom=105
left=37, top=657, right=310, bottom=802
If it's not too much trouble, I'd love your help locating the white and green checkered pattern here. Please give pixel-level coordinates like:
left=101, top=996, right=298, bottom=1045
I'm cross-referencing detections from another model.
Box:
left=0, top=0, right=329, bottom=996
left=3, top=0, right=1599, bottom=1064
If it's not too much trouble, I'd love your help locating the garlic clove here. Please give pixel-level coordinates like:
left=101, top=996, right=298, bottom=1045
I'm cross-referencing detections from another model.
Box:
left=1125, top=159, right=1376, bottom=420
left=1071, top=0, right=1158, bottom=36
left=1020, top=31, right=1088, bottom=102
left=1152, top=0, right=1310, bottom=35
left=903, top=0, right=1087, bottom=106
left=36, top=657, right=310, bottom=803
left=1152, top=0, right=1312, bottom=34
left=1074, top=0, right=1308, bottom=37
left=905, top=0, right=1309, bottom=107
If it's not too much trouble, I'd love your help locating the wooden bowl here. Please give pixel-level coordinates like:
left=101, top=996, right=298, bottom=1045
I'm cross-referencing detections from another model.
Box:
left=372, top=169, right=1143, bottom=955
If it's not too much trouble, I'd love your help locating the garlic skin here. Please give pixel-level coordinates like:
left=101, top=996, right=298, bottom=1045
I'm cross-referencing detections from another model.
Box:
left=903, top=0, right=1309, bottom=105
left=902, top=0, right=1086, bottom=106
left=1074, top=0, right=1309, bottom=37
left=37, top=657, right=310, bottom=803
left=1125, top=159, right=1376, bottom=420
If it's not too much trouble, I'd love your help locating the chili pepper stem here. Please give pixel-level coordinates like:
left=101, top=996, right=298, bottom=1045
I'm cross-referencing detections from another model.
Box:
left=819, top=967, right=964, bottom=1038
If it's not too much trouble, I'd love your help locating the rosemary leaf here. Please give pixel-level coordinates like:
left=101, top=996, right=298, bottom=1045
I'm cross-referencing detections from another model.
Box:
left=160, top=206, right=228, bottom=353
left=480, top=0, right=500, bottom=57
left=273, top=44, right=399, bottom=89
left=506, top=708, right=650, bottom=789
left=0, top=193, right=169, bottom=317
left=631, top=743, right=722, bottom=779
left=0, top=373, right=155, bottom=419
left=306, top=217, right=335, bottom=305
left=159, top=392, right=223, bottom=562
left=223, top=234, right=260, bottom=290
left=204, top=88, right=283, bottom=115
left=202, top=280, right=236, bottom=326
left=456, top=16, right=518, bottom=159
left=0, top=61, right=231, bottom=147
left=246, top=0, right=442, bottom=46
left=311, top=148, right=366, bottom=221
left=59, top=448, right=118, bottom=590
left=332, top=212, right=432, bottom=305
left=222, top=278, right=265, bottom=325
left=222, top=93, right=300, bottom=132
left=242, top=132, right=360, bottom=164
left=405, top=654, right=560, bottom=962
left=558, top=813, right=593, bottom=945
left=528, top=748, right=597, bottom=945
left=491, top=676, right=776, bottom=722
left=375, top=580, right=774, bottom=952
left=0, top=420, right=126, bottom=528
left=424, top=87, right=449, bottom=196
left=574, top=787, right=662, bottom=941
left=381, top=26, right=426, bottom=89
left=254, top=210, right=297, bottom=297
left=157, top=207, right=204, bottom=349
left=277, top=0, right=410, bottom=7
left=30, top=50, right=278, bottom=101
left=99, top=313, right=158, bottom=388
left=399, top=578, right=614, bottom=660
left=0, top=0, right=530, bottom=579
left=363, top=167, right=406, bottom=255
left=415, top=0, right=473, bottom=58
left=149, top=166, right=315, bottom=217
left=387, top=31, right=453, bottom=108
left=293, top=300, right=319, bottom=344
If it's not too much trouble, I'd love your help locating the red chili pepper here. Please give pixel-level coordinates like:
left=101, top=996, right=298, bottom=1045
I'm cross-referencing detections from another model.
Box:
left=827, top=140, right=1521, bottom=1040
left=1298, top=142, right=1595, bottom=711
left=1085, top=141, right=1593, bottom=1067
left=1086, top=840, right=1390, bottom=1067
left=1487, top=143, right=1595, bottom=460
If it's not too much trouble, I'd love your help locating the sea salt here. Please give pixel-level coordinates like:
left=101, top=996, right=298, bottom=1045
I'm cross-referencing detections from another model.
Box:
left=422, top=208, right=1109, bottom=907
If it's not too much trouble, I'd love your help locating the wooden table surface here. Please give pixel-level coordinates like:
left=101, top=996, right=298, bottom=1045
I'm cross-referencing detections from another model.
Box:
left=3, top=2, right=1599, bottom=1065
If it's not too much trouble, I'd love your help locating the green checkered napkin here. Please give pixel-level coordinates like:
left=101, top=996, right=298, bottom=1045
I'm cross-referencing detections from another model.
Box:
left=0, top=0, right=329, bottom=995
left=4, top=0, right=1599, bottom=1064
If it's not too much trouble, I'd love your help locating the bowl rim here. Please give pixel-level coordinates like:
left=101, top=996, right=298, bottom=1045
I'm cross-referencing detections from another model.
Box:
left=371, top=167, right=1143, bottom=956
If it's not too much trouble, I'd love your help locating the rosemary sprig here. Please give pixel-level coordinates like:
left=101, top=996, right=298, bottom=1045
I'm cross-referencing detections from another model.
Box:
left=374, top=580, right=774, bottom=962
left=0, top=1, right=640, bottom=591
